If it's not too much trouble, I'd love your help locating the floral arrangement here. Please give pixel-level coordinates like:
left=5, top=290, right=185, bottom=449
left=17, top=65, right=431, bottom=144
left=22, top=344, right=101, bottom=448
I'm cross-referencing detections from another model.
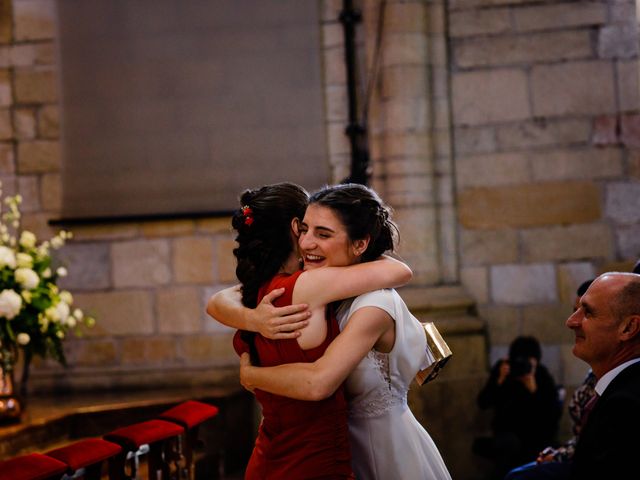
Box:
left=0, top=182, right=94, bottom=377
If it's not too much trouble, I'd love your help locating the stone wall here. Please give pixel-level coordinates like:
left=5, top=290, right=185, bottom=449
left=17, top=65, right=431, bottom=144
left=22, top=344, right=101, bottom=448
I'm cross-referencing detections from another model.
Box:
left=0, top=0, right=245, bottom=390
left=448, top=0, right=640, bottom=386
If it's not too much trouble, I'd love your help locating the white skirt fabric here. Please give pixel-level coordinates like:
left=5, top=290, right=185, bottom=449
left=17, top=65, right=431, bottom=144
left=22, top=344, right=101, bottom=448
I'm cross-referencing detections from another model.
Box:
left=349, top=402, right=451, bottom=480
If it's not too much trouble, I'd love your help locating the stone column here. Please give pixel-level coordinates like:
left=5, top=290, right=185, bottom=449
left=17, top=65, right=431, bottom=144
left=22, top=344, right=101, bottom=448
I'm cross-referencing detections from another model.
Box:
left=363, top=0, right=458, bottom=285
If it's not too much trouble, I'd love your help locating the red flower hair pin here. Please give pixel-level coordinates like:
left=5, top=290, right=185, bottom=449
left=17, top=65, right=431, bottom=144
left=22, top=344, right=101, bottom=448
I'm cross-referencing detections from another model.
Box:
left=242, top=205, right=254, bottom=226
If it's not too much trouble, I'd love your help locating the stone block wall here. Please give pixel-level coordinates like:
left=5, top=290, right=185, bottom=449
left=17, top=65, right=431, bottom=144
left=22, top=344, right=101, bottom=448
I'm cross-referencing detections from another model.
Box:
left=0, top=0, right=245, bottom=390
left=0, top=0, right=390, bottom=391
left=359, top=0, right=460, bottom=284
left=450, top=0, right=640, bottom=386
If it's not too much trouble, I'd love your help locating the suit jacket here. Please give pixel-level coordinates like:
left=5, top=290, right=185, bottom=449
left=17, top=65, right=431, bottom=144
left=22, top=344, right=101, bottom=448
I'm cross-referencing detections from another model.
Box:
left=571, top=361, right=640, bottom=480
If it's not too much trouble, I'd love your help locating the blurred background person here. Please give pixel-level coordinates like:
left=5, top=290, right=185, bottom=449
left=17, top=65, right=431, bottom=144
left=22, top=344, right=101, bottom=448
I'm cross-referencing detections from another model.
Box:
left=473, top=336, right=561, bottom=479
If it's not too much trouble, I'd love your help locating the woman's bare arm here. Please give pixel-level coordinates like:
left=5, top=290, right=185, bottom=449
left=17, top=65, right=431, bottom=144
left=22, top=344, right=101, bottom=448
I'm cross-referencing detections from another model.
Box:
left=293, top=255, right=411, bottom=310
left=240, top=306, right=392, bottom=400
left=208, top=256, right=410, bottom=344
left=206, top=285, right=311, bottom=339
left=290, top=256, right=409, bottom=349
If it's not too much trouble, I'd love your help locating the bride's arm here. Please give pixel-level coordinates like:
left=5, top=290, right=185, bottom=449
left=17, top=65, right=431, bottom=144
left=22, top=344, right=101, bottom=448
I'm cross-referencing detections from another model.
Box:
left=240, top=306, right=391, bottom=400
left=206, top=285, right=311, bottom=339
left=290, top=256, right=409, bottom=348
left=293, top=255, right=411, bottom=309
left=207, top=255, right=411, bottom=341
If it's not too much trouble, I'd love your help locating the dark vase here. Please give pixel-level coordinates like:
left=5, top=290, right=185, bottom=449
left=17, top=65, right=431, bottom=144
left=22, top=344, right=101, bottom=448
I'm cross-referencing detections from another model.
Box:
left=19, top=348, right=32, bottom=399
left=0, top=346, right=22, bottom=424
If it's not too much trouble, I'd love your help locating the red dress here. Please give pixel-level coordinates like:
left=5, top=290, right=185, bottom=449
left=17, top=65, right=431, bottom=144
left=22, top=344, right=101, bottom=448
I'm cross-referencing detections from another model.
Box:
left=234, top=271, right=353, bottom=479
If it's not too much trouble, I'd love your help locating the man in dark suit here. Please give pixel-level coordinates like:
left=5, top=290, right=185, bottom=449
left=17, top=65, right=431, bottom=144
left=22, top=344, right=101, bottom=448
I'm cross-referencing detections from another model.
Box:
left=566, top=272, right=640, bottom=480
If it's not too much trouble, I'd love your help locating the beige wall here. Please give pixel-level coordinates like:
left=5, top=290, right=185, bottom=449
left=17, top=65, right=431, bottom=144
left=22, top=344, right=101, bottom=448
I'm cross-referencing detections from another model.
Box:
left=447, top=0, right=640, bottom=386
left=0, top=0, right=243, bottom=390
left=1, top=0, right=639, bottom=396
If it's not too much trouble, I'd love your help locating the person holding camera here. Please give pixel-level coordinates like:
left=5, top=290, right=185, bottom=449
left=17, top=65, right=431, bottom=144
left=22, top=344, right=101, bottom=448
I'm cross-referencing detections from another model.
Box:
left=474, top=336, right=562, bottom=479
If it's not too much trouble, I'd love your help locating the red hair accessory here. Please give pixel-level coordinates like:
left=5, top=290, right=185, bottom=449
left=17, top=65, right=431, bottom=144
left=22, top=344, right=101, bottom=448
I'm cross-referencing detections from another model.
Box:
left=242, top=206, right=254, bottom=226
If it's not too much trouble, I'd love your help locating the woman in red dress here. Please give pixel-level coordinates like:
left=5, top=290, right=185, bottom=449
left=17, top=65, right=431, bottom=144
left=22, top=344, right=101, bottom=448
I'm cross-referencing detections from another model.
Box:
left=226, top=182, right=411, bottom=479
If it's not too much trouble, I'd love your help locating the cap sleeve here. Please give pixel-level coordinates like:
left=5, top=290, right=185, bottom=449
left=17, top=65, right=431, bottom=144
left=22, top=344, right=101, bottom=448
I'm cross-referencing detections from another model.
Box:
left=348, top=289, right=397, bottom=321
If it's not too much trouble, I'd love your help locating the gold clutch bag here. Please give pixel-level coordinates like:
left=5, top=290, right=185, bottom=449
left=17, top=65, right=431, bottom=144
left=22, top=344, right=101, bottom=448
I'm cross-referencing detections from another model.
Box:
left=415, top=322, right=453, bottom=386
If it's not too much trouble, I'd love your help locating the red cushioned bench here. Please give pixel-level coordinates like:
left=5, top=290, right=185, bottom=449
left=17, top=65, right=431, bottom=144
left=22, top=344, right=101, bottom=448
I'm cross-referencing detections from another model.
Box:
left=158, top=400, right=219, bottom=479
left=0, top=453, right=67, bottom=480
left=104, top=419, right=184, bottom=480
left=46, top=438, right=122, bottom=480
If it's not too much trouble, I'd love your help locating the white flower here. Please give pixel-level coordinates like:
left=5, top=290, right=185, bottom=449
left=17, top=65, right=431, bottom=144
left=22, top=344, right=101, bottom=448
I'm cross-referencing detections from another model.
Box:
left=21, top=290, right=32, bottom=304
left=15, top=268, right=40, bottom=290
left=38, top=313, right=49, bottom=331
left=45, top=306, right=60, bottom=322
left=0, top=246, right=16, bottom=269
left=19, top=231, right=37, bottom=249
left=16, top=332, right=30, bottom=345
left=73, top=308, right=83, bottom=321
left=51, top=236, right=64, bottom=249
left=0, top=289, right=22, bottom=320
left=16, top=252, right=33, bottom=268
left=65, top=316, right=76, bottom=328
left=55, top=301, right=70, bottom=323
left=37, top=243, right=50, bottom=258
left=42, top=267, right=52, bottom=278
left=56, top=267, right=68, bottom=277
left=59, top=291, right=73, bottom=305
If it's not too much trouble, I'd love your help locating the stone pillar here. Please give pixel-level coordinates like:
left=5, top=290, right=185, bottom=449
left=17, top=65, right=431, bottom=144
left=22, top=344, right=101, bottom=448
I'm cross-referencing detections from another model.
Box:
left=363, top=0, right=458, bottom=285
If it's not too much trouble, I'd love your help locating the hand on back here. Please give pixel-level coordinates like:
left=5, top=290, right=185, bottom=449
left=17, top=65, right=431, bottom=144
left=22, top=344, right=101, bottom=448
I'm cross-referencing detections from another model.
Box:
left=252, top=287, right=311, bottom=340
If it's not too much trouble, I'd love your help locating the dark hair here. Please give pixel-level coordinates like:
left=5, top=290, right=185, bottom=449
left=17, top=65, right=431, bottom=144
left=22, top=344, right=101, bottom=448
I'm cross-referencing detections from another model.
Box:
left=633, top=260, right=640, bottom=274
left=308, top=183, right=397, bottom=261
left=576, top=279, right=594, bottom=297
left=509, top=336, right=542, bottom=362
left=232, top=182, right=308, bottom=308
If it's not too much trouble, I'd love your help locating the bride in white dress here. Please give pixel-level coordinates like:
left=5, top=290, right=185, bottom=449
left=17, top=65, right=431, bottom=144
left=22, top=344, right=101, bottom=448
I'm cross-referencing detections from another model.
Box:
left=234, top=185, right=451, bottom=480
left=334, top=289, right=451, bottom=479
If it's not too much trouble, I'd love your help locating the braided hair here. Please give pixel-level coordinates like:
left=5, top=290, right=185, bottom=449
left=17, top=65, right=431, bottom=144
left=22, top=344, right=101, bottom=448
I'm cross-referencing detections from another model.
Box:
left=232, top=183, right=308, bottom=364
left=232, top=182, right=309, bottom=308
left=308, top=183, right=398, bottom=261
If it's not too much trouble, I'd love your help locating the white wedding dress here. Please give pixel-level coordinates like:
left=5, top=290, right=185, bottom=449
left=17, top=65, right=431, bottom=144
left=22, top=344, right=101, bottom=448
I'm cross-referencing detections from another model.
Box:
left=336, top=289, right=452, bottom=480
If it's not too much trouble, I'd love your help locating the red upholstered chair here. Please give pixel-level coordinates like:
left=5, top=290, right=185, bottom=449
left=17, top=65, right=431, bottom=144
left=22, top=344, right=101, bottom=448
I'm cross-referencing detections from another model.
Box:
left=158, top=401, right=219, bottom=479
left=104, top=419, right=184, bottom=480
left=0, top=453, right=67, bottom=480
left=45, top=438, right=122, bottom=480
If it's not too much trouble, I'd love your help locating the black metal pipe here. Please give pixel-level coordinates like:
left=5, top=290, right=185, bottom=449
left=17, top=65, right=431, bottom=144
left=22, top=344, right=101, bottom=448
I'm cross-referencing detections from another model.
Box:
left=339, top=0, right=369, bottom=185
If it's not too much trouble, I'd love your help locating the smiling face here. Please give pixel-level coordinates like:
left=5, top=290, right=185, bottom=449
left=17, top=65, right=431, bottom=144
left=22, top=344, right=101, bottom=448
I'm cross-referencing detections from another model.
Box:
left=297, top=204, right=366, bottom=270
left=566, top=274, right=629, bottom=377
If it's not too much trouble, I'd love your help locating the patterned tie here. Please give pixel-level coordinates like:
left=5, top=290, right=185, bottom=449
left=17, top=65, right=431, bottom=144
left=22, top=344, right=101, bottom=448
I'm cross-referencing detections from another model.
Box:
left=581, top=392, right=600, bottom=427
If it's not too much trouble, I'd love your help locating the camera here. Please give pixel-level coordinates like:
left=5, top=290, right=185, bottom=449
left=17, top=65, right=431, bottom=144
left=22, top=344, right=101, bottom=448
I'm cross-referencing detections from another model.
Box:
left=509, top=356, right=533, bottom=376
